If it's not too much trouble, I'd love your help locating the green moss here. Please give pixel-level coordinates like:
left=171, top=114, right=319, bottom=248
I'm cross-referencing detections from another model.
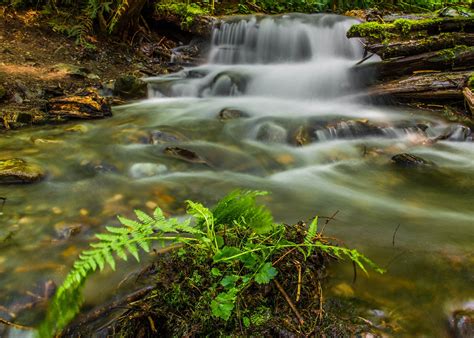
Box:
left=155, top=2, right=209, bottom=28
left=468, top=73, right=474, bottom=89
left=347, top=21, right=396, bottom=41
left=428, top=45, right=473, bottom=64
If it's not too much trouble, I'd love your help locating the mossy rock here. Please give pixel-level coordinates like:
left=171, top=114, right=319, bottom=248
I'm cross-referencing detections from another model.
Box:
left=113, top=75, right=147, bottom=99
left=0, top=158, right=45, bottom=184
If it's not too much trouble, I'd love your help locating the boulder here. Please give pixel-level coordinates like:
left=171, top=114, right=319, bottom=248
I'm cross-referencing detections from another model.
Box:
left=256, top=122, right=288, bottom=143
left=0, top=158, right=45, bottom=184
left=113, top=75, right=147, bottom=99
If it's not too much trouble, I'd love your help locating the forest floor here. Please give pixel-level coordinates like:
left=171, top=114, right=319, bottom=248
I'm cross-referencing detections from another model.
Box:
left=0, top=7, right=191, bottom=129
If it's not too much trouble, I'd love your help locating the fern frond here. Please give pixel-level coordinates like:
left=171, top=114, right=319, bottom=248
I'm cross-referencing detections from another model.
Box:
left=212, top=190, right=274, bottom=234
left=304, top=216, right=318, bottom=258
left=39, top=206, right=189, bottom=336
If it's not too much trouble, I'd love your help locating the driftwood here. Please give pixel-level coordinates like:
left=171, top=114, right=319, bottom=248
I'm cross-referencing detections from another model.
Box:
left=368, top=71, right=472, bottom=100
left=367, top=33, right=474, bottom=59
left=464, top=87, right=474, bottom=114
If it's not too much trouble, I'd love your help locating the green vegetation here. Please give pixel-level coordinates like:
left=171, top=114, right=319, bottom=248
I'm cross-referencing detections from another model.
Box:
left=38, top=190, right=383, bottom=337
left=0, top=0, right=471, bottom=47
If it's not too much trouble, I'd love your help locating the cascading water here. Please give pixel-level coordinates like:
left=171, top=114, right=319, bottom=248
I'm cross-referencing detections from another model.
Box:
left=0, top=14, right=473, bottom=336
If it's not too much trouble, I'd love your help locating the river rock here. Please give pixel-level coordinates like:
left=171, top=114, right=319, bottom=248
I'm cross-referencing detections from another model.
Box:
left=113, top=75, right=147, bottom=99
left=0, top=158, right=45, bottom=184
left=449, top=302, right=474, bottom=338
left=150, top=129, right=186, bottom=144
left=54, top=222, right=83, bottom=240
left=256, top=122, right=288, bottom=143
left=164, top=146, right=207, bottom=164
left=46, top=90, right=112, bottom=121
left=391, top=153, right=436, bottom=168
left=130, top=163, right=167, bottom=179
left=218, top=108, right=249, bottom=120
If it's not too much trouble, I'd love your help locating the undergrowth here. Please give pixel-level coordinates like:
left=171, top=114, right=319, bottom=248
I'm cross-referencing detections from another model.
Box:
left=37, top=190, right=384, bottom=337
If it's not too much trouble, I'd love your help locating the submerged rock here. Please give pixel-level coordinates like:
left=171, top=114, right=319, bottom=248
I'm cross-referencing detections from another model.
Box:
left=46, top=90, right=111, bottom=121
left=130, top=163, right=167, bottom=179
left=150, top=129, right=187, bottom=144
left=0, top=158, right=45, bottom=184
left=256, top=122, right=288, bottom=143
left=391, top=153, right=436, bottom=168
left=218, top=108, right=249, bottom=120
left=113, top=75, right=147, bottom=99
left=164, top=146, right=207, bottom=164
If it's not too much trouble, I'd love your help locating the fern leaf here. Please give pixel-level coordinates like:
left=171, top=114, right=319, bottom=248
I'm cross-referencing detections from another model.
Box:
left=135, top=209, right=154, bottom=223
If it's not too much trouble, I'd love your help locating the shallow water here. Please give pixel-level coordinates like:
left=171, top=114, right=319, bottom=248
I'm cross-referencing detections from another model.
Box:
left=0, top=14, right=473, bottom=335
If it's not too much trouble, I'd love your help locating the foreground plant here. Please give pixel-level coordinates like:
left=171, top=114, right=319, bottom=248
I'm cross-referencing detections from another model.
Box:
left=38, top=190, right=384, bottom=337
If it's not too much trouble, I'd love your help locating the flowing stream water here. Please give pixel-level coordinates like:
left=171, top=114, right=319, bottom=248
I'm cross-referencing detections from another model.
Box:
left=0, top=14, right=473, bottom=335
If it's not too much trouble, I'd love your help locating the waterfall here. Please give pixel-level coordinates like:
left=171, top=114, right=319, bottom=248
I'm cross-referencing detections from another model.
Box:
left=148, top=14, right=369, bottom=100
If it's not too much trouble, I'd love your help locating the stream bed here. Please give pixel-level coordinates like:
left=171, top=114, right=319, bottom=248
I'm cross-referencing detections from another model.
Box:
left=0, top=14, right=473, bottom=336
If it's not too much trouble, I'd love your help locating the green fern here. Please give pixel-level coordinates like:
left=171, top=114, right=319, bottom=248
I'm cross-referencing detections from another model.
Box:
left=37, top=208, right=193, bottom=337
left=211, top=190, right=274, bottom=234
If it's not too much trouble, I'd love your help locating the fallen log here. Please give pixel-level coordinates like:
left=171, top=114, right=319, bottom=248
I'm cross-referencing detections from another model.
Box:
left=375, top=46, right=474, bottom=78
left=367, top=33, right=474, bottom=59
left=368, top=71, right=472, bottom=101
left=347, top=16, right=474, bottom=40
left=464, top=87, right=474, bottom=114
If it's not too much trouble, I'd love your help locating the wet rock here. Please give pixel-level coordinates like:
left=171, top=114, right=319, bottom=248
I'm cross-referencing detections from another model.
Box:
left=54, top=222, right=83, bottom=240
left=391, top=153, right=436, bottom=168
left=447, top=125, right=472, bottom=142
left=164, top=146, right=207, bottom=164
left=113, top=75, right=147, bottom=99
left=81, top=160, right=118, bottom=175
left=256, top=122, right=288, bottom=143
left=130, top=163, right=167, bottom=179
left=449, top=302, right=474, bottom=338
left=218, top=108, right=249, bottom=120
left=0, top=159, right=45, bottom=184
left=46, top=90, right=111, bottom=120
left=314, top=120, right=384, bottom=141
left=150, top=129, right=186, bottom=144
left=293, top=125, right=312, bottom=146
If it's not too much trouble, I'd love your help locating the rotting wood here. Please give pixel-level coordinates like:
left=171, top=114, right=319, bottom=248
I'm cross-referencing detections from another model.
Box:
left=366, top=33, right=474, bottom=59
left=464, top=87, right=474, bottom=114
left=368, top=71, right=472, bottom=100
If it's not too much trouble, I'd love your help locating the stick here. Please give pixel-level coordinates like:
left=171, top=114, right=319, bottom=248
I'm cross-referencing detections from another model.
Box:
left=273, top=280, right=304, bottom=326
left=0, top=317, right=33, bottom=331
left=392, top=224, right=401, bottom=247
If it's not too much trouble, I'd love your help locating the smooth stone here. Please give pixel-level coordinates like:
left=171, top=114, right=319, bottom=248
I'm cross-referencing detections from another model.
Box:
left=256, top=122, right=288, bottom=143
left=150, top=129, right=186, bottom=144
left=0, top=158, right=45, bottom=184
left=130, top=163, right=167, bottom=179
left=54, top=222, right=83, bottom=240
left=217, top=108, right=249, bottom=120
left=164, top=146, right=207, bottom=164
left=391, top=153, right=436, bottom=168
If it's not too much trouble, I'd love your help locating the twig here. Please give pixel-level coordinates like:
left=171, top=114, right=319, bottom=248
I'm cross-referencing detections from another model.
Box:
left=293, top=260, right=302, bottom=303
left=320, top=210, right=339, bottom=234
left=272, top=247, right=296, bottom=266
left=273, top=280, right=304, bottom=326
left=355, top=52, right=376, bottom=66
left=392, top=224, right=401, bottom=247
left=0, top=317, right=34, bottom=331
left=64, top=286, right=154, bottom=333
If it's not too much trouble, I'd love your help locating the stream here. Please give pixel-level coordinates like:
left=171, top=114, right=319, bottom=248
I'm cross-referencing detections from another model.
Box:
left=0, top=14, right=473, bottom=336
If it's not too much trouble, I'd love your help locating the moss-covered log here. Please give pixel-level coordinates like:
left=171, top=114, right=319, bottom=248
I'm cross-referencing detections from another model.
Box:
left=372, top=46, right=474, bottom=78
left=367, top=33, right=474, bottom=59
left=347, top=17, right=474, bottom=41
left=368, top=70, right=472, bottom=101
left=464, top=87, right=474, bottom=114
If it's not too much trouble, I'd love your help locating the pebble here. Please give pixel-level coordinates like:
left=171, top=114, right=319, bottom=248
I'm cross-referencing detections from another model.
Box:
left=146, top=201, right=158, bottom=209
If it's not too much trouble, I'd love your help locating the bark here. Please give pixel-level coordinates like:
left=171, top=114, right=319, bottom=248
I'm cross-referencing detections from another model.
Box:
left=113, top=0, right=148, bottom=41
left=464, top=87, right=474, bottom=114
left=375, top=46, right=474, bottom=78
left=368, top=71, right=472, bottom=101
left=366, top=33, right=474, bottom=59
